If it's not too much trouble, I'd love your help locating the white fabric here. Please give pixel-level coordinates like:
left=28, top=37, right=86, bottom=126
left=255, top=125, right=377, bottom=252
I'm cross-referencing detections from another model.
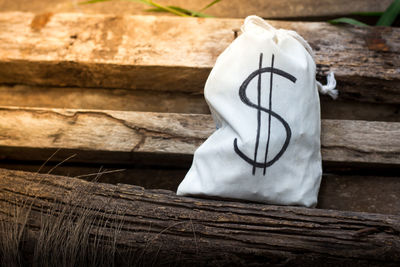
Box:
left=177, top=15, right=335, bottom=208
left=317, top=72, right=338, bottom=99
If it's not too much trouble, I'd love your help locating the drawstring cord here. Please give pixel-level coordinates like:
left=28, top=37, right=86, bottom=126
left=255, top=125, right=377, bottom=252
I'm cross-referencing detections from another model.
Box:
left=285, top=30, right=315, bottom=59
left=242, top=16, right=315, bottom=59
left=317, top=72, right=338, bottom=99
left=285, top=29, right=338, bottom=99
left=242, top=15, right=276, bottom=33
left=243, top=15, right=339, bottom=100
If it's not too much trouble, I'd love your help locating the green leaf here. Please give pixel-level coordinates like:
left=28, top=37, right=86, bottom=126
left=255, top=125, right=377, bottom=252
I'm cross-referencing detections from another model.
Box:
left=199, top=0, right=221, bottom=12
left=168, top=6, right=212, bottom=17
left=144, top=7, right=166, bottom=12
left=351, top=12, right=384, bottom=16
left=79, top=0, right=111, bottom=4
left=142, top=1, right=190, bottom=16
left=145, top=5, right=212, bottom=17
left=190, top=11, right=213, bottom=18
left=328, top=17, right=369, bottom=26
left=124, top=0, right=153, bottom=6
left=81, top=0, right=216, bottom=17
left=143, top=5, right=191, bottom=16
left=377, top=0, right=400, bottom=26
left=167, top=6, right=196, bottom=16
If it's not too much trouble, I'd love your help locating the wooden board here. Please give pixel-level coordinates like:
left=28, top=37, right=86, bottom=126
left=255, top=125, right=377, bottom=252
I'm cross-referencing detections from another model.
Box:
left=1, top=85, right=399, bottom=121
left=0, top=0, right=392, bottom=19
left=0, top=106, right=399, bottom=167
left=0, top=13, right=399, bottom=103
left=0, top=168, right=399, bottom=266
left=1, top=163, right=399, bottom=215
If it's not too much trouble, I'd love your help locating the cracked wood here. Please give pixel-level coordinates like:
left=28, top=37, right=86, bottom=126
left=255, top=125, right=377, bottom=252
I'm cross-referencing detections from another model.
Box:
left=0, top=106, right=398, bottom=166
left=0, top=13, right=399, bottom=103
left=0, top=168, right=399, bottom=266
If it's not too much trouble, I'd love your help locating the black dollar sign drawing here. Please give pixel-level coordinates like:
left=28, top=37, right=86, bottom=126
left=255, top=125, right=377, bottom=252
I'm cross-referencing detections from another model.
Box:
left=233, top=53, right=296, bottom=175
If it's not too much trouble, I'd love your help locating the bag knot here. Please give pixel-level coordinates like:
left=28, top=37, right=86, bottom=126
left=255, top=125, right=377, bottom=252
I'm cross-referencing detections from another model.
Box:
left=317, top=72, right=338, bottom=99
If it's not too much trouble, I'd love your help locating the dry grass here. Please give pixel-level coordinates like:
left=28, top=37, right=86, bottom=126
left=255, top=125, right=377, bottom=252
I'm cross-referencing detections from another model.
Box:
left=0, top=198, right=30, bottom=267
left=0, top=154, right=133, bottom=267
left=32, top=180, right=124, bottom=267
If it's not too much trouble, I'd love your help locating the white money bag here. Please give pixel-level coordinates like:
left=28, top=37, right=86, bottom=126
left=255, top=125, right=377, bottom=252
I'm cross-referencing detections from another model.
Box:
left=177, top=16, right=337, bottom=207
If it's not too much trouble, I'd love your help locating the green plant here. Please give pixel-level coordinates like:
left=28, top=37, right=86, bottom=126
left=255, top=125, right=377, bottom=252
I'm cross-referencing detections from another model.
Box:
left=80, top=0, right=222, bottom=17
left=329, top=0, right=400, bottom=26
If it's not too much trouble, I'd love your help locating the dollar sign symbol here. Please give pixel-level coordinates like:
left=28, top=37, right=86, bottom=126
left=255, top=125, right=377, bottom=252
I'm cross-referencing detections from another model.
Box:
left=233, top=53, right=296, bottom=175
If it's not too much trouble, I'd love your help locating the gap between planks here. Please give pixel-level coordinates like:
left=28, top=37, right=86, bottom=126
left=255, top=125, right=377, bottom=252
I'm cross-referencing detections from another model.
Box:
left=0, top=85, right=399, bottom=121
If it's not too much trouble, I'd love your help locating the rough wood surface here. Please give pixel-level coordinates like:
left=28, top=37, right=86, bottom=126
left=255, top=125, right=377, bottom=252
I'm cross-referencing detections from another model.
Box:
left=0, top=168, right=399, bottom=266
left=0, top=106, right=399, bottom=166
left=1, top=163, right=399, bottom=215
left=0, top=0, right=392, bottom=19
left=1, top=85, right=399, bottom=121
left=0, top=13, right=399, bottom=103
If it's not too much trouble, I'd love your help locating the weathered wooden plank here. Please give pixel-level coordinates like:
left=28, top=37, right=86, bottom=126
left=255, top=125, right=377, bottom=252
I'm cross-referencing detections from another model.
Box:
left=0, top=106, right=398, bottom=166
left=0, top=168, right=399, bottom=266
left=1, top=85, right=399, bottom=121
left=0, top=0, right=392, bottom=19
left=321, top=120, right=400, bottom=165
left=0, top=13, right=399, bottom=103
left=1, top=163, right=399, bottom=215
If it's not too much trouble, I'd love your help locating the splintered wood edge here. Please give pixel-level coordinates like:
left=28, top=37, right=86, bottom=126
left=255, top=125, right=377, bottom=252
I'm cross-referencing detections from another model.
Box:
left=0, top=106, right=398, bottom=166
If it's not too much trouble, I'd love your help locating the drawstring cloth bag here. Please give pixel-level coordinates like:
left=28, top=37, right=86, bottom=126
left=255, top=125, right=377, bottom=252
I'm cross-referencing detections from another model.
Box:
left=177, top=16, right=337, bottom=207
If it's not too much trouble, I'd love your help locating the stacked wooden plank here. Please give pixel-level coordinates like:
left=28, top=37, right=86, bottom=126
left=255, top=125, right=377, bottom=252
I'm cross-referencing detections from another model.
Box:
left=0, top=8, right=399, bottom=265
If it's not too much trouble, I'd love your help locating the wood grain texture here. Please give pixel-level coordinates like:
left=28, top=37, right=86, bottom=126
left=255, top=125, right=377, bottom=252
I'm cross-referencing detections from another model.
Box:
left=0, top=13, right=399, bottom=103
left=0, top=106, right=399, bottom=166
left=321, top=120, right=400, bottom=165
left=1, top=85, right=399, bottom=121
left=0, top=168, right=399, bottom=266
left=0, top=0, right=392, bottom=19
left=1, top=163, right=399, bottom=215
